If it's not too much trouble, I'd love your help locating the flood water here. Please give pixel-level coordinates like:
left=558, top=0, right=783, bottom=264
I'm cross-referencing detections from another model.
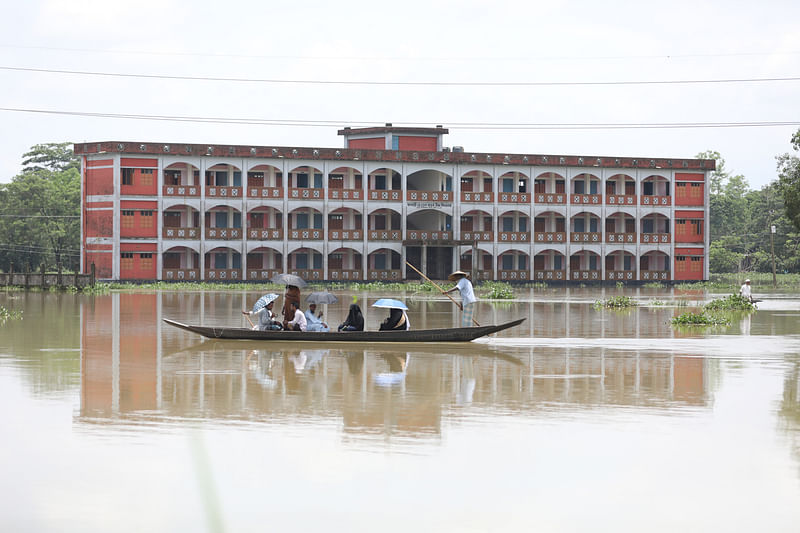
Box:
left=1, top=287, right=799, bottom=532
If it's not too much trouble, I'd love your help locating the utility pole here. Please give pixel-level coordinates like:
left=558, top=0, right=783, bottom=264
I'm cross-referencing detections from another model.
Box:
left=770, top=224, right=777, bottom=288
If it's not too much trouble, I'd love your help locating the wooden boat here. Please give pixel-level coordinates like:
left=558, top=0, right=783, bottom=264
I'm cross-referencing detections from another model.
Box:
left=163, top=317, right=525, bottom=343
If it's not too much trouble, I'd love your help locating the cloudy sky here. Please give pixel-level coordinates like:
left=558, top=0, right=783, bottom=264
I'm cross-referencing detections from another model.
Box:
left=1, top=0, right=798, bottom=187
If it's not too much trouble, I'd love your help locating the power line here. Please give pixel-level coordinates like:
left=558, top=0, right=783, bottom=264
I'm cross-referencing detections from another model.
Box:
left=3, top=65, right=800, bottom=87
left=1, top=107, right=799, bottom=130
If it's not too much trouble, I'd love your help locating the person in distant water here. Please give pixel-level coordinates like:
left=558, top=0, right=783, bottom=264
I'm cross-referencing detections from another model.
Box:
left=379, top=307, right=410, bottom=331
left=446, top=270, right=477, bottom=328
left=242, top=300, right=282, bottom=331
left=338, top=303, right=364, bottom=332
left=282, top=284, right=301, bottom=323
left=283, top=300, right=307, bottom=331
left=739, top=278, right=753, bottom=302
left=305, top=303, right=329, bottom=332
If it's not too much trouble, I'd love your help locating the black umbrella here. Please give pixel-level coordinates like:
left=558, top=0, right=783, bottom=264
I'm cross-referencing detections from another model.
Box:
left=270, top=273, right=307, bottom=288
left=306, top=291, right=338, bottom=304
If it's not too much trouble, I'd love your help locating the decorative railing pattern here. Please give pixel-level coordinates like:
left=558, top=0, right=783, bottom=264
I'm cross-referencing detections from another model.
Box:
left=406, top=230, right=451, bottom=241
left=460, top=231, right=493, bottom=241
left=640, top=270, right=670, bottom=281
left=460, top=191, right=494, bottom=203
left=288, top=269, right=323, bottom=280
left=205, top=227, right=242, bottom=239
left=248, top=228, right=283, bottom=240
left=205, top=269, right=241, bottom=281
left=606, top=270, right=636, bottom=280
left=288, top=188, right=323, bottom=200
left=534, top=269, right=566, bottom=281
left=570, top=270, right=601, bottom=281
left=498, top=231, right=530, bottom=242
left=368, top=190, right=401, bottom=201
left=162, top=268, right=199, bottom=280
left=498, top=192, right=530, bottom=203
left=640, top=233, right=671, bottom=244
left=205, top=186, right=242, bottom=198
left=498, top=269, right=530, bottom=281
left=328, top=229, right=363, bottom=240
left=606, top=194, right=636, bottom=205
left=163, top=185, right=199, bottom=197
left=288, top=229, right=323, bottom=240
left=570, top=232, right=601, bottom=243
left=606, top=232, right=636, bottom=243
left=534, top=193, right=566, bottom=204
left=247, top=187, right=283, bottom=199
left=163, top=227, right=200, bottom=239
left=328, top=189, right=362, bottom=200
left=368, top=269, right=402, bottom=281
left=406, top=190, right=452, bottom=202
left=328, top=269, right=363, bottom=280
left=640, top=195, right=671, bottom=206
left=570, top=194, right=602, bottom=205
left=368, top=229, right=402, bottom=241
left=247, top=269, right=282, bottom=281
left=534, top=232, right=566, bottom=243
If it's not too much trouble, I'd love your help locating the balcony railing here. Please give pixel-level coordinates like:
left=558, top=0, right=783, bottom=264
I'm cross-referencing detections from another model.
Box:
left=328, top=189, right=362, bottom=200
left=641, top=195, right=671, bottom=206
left=368, top=229, right=402, bottom=241
left=328, top=229, right=363, bottom=241
left=534, top=232, right=567, bottom=243
left=498, top=231, right=530, bottom=242
left=406, top=190, right=452, bottom=202
left=606, top=194, right=637, bottom=206
left=162, top=268, right=199, bottom=281
left=498, top=269, right=530, bottom=281
left=498, top=192, right=530, bottom=203
left=640, top=270, right=671, bottom=281
left=606, top=270, right=636, bottom=281
left=205, top=186, right=242, bottom=198
left=406, top=230, right=452, bottom=241
left=570, top=194, right=602, bottom=205
left=328, top=269, right=363, bottom=281
left=570, top=270, right=601, bottom=281
left=247, top=228, right=283, bottom=240
left=640, top=233, right=671, bottom=244
left=288, top=269, right=323, bottom=281
left=534, top=193, right=566, bottom=204
left=460, top=191, right=494, bottom=203
left=606, top=232, right=636, bottom=244
left=368, top=269, right=402, bottom=281
left=163, top=184, right=200, bottom=197
left=570, top=232, right=601, bottom=243
left=368, top=190, right=401, bottom=201
left=534, top=269, right=566, bottom=281
left=460, top=231, right=494, bottom=241
left=288, top=228, right=323, bottom=240
left=246, top=269, right=282, bottom=281
left=205, top=269, right=242, bottom=281
left=247, top=186, right=283, bottom=199
left=288, top=188, right=323, bottom=200
left=205, top=227, right=242, bottom=239
left=462, top=270, right=493, bottom=281
left=163, top=227, right=200, bottom=239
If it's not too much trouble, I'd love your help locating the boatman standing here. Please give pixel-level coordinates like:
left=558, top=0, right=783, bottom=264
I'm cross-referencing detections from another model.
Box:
left=446, top=270, right=477, bottom=327
left=739, top=278, right=753, bottom=302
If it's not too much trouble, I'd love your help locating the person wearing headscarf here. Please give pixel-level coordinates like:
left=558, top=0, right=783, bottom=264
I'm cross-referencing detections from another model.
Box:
left=379, top=307, right=410, bottom=331
left=446, top=270, right=477, bottom=328
left=338, top=303, right=364, bottom=332
left=282, top=284, right=301, bottom=323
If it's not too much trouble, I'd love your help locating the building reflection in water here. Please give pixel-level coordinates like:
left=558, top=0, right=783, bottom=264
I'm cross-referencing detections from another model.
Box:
left=80, top=292, right=714, bottom=442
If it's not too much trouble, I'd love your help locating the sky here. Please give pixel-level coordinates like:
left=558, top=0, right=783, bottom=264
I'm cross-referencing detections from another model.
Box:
left=1, top=0, right=799, bottom=188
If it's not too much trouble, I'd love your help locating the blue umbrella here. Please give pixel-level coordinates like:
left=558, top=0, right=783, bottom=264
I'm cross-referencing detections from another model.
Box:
left=372, top=298, right=408, bottom=310
left=252, top=293, right=279, bottom=313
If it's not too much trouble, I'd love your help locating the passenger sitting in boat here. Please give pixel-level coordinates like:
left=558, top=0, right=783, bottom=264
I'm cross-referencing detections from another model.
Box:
left=305, top=303, right=329, bottom=332
left=242, top=300, right=283, bottom=331
left=379, top=308, right=410, bottom=331
left=283, top=301, right=307, bottom=331
left=338, top=304, right=364, bottom=332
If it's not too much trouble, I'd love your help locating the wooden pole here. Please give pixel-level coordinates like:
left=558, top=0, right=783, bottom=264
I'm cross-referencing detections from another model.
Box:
left=405, top=260, right=480, bottom=326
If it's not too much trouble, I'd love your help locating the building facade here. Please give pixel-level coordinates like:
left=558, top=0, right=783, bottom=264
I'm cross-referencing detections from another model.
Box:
left=76, top=126, right=712, bottom=282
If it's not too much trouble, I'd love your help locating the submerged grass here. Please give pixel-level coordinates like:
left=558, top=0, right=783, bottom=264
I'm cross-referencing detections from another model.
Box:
left=671, top=311, right=731, bottom=326
left=0, top=305, right=23, bottom=325
left=593, top=295, right=636, bottom=309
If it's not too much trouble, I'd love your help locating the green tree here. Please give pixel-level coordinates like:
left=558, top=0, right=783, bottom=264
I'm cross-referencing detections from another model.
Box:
left=777, top=129, right=800, bottom=232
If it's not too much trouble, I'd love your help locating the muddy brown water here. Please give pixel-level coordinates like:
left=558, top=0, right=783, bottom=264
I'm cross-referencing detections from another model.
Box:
left=1, top=288, right=799, bottom=532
